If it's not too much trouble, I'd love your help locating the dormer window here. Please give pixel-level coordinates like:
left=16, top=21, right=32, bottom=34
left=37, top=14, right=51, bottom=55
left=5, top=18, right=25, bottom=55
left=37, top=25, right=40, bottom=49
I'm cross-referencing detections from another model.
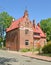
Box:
left=34, top=33, right=40, bottom=36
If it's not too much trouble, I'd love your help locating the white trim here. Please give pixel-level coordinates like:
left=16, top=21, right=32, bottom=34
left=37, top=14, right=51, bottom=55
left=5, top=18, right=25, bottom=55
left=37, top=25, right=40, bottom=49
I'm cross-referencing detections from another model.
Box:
left=19, top=27, right=33, bottom=31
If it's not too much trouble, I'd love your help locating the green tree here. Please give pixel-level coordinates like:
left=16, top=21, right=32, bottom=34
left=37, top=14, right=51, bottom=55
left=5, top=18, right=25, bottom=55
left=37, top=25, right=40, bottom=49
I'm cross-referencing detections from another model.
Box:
left=0, top=11, right=14, bottom=46
left=40, top=18, right=51, bottom=41
left=0, top=12, right=13, bottom=29
left=42, top=43, right=51, bottom=54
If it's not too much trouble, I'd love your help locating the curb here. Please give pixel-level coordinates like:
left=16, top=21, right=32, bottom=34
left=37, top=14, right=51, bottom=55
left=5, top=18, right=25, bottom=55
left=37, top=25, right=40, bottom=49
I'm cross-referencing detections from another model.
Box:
left=22, top=55, right=51, bottom=62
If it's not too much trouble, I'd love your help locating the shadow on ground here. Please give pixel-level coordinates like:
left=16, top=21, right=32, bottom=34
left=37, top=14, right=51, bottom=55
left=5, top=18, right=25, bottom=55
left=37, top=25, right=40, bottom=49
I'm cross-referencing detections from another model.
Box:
left=0, top=57, right=18, bottom=65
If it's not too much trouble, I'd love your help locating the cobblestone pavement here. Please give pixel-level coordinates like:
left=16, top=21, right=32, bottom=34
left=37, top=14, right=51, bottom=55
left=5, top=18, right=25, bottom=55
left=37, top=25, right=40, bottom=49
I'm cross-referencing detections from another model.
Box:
left=0, top=50, right=51, bottom=65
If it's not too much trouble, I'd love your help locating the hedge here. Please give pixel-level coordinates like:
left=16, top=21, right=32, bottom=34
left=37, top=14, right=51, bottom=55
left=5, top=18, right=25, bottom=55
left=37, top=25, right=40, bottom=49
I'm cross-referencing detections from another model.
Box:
left=42, top=43, right=51, bottom=53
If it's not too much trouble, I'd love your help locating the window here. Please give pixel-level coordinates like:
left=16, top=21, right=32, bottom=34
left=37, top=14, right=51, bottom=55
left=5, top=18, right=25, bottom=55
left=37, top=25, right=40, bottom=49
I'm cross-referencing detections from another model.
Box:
left=25, top=29, right=29, bottom=34
left=25, top=40, right=29, bottom=45
left=34, top=33, right=40, bottom=36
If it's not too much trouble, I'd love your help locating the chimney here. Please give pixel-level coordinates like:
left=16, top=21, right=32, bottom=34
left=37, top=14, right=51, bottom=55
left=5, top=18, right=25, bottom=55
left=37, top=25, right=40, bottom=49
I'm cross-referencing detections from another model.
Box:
left=37, top=23, right=40, bottom=27
left=33, top=20, right=36, bottom=28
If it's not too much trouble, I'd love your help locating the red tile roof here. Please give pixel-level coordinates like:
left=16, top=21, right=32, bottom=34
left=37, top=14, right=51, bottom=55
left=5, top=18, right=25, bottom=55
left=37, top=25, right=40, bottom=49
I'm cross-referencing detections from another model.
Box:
left=33, top=26, right=40, bottom=33
left=6, top=17, right=24, bottom=32
left=6, top=16, right=46, bottom=38
left=37, top=26, right=46, bottom=38
left=33, top=25, right=46, bottom=38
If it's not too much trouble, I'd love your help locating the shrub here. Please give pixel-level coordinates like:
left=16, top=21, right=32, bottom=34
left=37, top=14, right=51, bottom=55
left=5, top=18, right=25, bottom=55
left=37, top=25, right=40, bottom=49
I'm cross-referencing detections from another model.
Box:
left=42, top=43, right=51, bottom=53
left=47, top=41, right=51, bottom=44
left=20, top=48, right=30, bottom=52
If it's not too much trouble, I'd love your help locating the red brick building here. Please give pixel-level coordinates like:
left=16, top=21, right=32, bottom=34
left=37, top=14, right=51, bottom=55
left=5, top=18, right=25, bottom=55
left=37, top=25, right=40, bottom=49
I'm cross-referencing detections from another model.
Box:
left=6, top=10, right=46, bottom=51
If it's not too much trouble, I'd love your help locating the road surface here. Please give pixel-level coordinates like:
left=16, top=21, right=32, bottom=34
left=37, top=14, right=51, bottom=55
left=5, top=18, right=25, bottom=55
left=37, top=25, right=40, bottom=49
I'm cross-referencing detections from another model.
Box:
left=0, top=50, right=51, bottom=65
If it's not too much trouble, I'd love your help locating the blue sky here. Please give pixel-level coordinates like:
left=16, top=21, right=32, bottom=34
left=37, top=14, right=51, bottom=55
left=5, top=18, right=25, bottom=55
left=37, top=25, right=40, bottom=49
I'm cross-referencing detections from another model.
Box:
left=0, top=0, right=51, bottom=23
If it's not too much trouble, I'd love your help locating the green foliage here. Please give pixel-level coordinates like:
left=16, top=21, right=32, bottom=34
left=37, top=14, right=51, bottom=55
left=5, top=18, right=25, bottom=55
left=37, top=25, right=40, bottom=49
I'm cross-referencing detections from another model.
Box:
left=20, top=48, right=30, bottom=52
left=30, top=47, right=35, bottom=52
left=47, top=41, right=51, bottom=44
left=0, top=11, right=13, bottom=29
left=40, top=18, right=51, bottom=41
left=0, top=11, right=14, bottom=45
left=42, top=43, right=51, bottom=53
left=40, top=53, right=51, bottom=57
left=0, top=37, right=3, bottom=42
left=20, top=47, right=36, bottom=52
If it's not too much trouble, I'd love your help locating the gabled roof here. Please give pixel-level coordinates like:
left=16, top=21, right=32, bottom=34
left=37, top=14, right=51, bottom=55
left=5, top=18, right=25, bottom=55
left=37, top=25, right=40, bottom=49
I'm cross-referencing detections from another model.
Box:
left=33, top=25, right=46, bottom=38
left=6, top=18, right=46, bottom=38
left=37, top=26, right=46, bottom=38
left=6, top=17, right=24, bottom=32
left=6, top=11, right=46, bottom=38
left=33, top=26, right=40, bottom=33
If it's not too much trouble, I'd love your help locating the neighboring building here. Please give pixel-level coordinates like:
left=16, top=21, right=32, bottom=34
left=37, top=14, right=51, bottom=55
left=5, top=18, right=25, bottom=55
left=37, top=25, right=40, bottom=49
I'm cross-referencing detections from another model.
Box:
left=6, top=10, right=46, bottom=51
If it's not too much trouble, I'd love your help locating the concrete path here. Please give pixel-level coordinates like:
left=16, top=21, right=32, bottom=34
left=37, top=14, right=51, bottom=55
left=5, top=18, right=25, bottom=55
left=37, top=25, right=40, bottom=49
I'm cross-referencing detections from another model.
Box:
left=0, top=50, right=51, bottom=65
